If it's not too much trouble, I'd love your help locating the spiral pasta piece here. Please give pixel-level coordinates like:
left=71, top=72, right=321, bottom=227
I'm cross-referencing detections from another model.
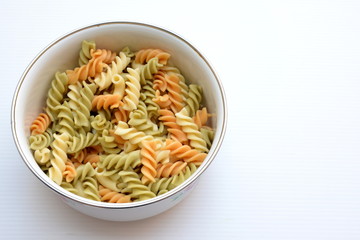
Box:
left=45, top=72, right=68, bottom=121
left=165, top=139, right=207, bottom=166
left=78, top=40, right=96, bottom=66
left=140, top=80, right=159, bottom=120
left=90, top=114, right=112, bottom=131
left=111, top=108, right=129, bottom=124
left=153, top=70, right=167, bottom=92
left=61, top=181, right=78, bottom=195
left=140, top=141, right=158, bottom=184
left=83, top=153, right=100, bottom=168
left=160, top=66, right=189, bottom=100
left=184, top=84, right=202, bottom=117
left=34, top=148, right=51, bottom=166
left=67, top=132, right=99, bottom=154
left=158, top=109, right=188, bottom=144
left=193, top=107, right=210, bottom=129
left=48, top=133, right=69, bottom=185
left=175, top=108, right=208, bottom=153
left=139, top=58, right=162, bottom=85
left=109, top=129, right=126, bottom=146
left=165, top=73, right=185, bottom=113
left=128, top=101, right=160, bottom=136
left=94, top=52, right=130, bottom=91
left=67, top=82, right=97, bottom=128
left=92, top=94, right=123, bottom=110
left=112, top=73, right=126, bottom=98
left=200, top=126, right=215, bottom=149
left=55, top=101, right=76, bottom=136
left=74, top=162, right=100, bottom=201
left=67, top=49, right=116, bottom=84
left=30, top=113, right=50, bottom=135
left=114, top=121, right=153, bottom=147
left=99, top=129, right=121, bottom=154
left=169, top=163, right=197, bottom=188
left=148, top=163, right=197, bottom=195
left=99, top=150, right=141, bottom=170
left=135, top=48, right=170, bottom=65
left=69, top=148, right=87, bottom=165
left=63, top=160, right=77, bottom=182
left=99, top=185, right=131, bottom=203
left=156, top=149, right=171, bottom=164
left=95, top=168, right=123, bottom=192
left=29, top=129, right=53, bottom=150
left=153, top=90, right=172, bottom=109
left=122, top=68, right=141, bottom=111
left=121, top=46, right=135, bottom=58
left=119, top=170, right=156, bottom=201
left=156, top=161, right=187, bottom=178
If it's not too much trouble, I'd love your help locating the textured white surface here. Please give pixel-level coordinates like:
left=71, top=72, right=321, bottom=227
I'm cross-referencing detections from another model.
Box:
left=1, top=0, right=360, bottom=239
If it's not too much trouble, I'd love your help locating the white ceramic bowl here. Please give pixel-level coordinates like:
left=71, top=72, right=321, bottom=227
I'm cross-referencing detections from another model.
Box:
left=11, top=22, right=227, bottom=221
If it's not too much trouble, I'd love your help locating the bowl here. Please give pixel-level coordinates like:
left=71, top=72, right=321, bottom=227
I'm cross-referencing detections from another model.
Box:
left=11, top=21, right=227, bottom=221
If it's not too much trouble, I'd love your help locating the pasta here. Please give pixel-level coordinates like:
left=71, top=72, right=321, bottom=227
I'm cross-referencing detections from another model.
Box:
left=122, top=68, right=141, bottom=111
left=135, top=48, right=170, bottom=65
left=99, top=185, right=131, bottom=203
left=175, top=108, right=208, bottom=153
left=28, top=41, right=215, bottom=204
left=30, top=113, right=51, bottom=135
left=45, top=72, right=68, bottom=121
left=140, top=140, right=158, bottom=184
left=67, top=49, right=116, bottom=84
left=78, top=40, right=96, bottom=66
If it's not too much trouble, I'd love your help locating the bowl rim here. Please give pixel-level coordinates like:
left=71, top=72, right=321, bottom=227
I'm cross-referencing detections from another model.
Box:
left=11, top=21, right=228, bottom=209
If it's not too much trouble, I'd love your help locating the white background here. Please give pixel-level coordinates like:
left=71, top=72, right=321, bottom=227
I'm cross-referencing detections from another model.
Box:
left=1, top=0, right=360, bottom=239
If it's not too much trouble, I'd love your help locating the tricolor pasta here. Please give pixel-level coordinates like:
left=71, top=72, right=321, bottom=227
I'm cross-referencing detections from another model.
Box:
left=28, top=40, right=214, bottom=203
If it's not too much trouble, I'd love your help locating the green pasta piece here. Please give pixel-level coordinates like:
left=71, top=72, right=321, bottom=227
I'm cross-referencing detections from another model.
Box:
left=200, top=127, right=214, bottom=149
left=61, top=181, right=78, bottom=195
left=184, top=84, right=202, bottom=117
left=139, top=58, right=162, bottom=85
left=29, top=129, right=53, bottom=150
left=45, top=72, right=68, bottom=121
left=99, top=129, right=121, bottom=154
left=128, top=100, right=161, bottom=136
left=140, top=80, right=160, bottom=121
left=74, top=162, right=100, bottom=201
left=67, top=132, right=100, bottom=154
left=78, top=40, right=96, bottom=66
left=119, top=170, right=156, bottom=201
left=99, top=150, right=141, bottom=170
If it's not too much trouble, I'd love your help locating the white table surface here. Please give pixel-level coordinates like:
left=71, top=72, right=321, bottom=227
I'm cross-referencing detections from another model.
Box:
left=1, top=0, right=360, bottom=239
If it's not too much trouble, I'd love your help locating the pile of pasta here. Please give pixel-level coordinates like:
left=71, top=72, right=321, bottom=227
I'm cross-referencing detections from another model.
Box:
left=28, top=40, right=214, bottom=203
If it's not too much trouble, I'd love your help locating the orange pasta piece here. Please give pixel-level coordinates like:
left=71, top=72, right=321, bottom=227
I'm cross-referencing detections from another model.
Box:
left=155, top=161, right=187, bottom=178
left=153, top=90, right=172, bottom=109
left=111, top=108, right=129, bottom=124
left=158, top=109, right=188, bottom=144
left=83, top=153, right=100, bottom=168
left=165, top=139, right=207, bottom=166
left=140, top=140, right=158, bottom=184
left=30, top=113, right=51, bottom=135
left=165, top=73, right=184, bottom=113
left=99, top=186, right=131, bottom=203
left=135, top=48, right=170, bottom=65
left=63, top=160, right=77, bottom=182
left=92, top=94, right=123, bottom=110
left=193, top=107, right=210, bottom=129
left=153, top=70, right=167, bottom=92
left=66, top=49, right=116, bottom=84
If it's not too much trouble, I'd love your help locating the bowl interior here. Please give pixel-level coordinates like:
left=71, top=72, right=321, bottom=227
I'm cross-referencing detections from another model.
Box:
left=12, top=22, right=226, bottom=206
